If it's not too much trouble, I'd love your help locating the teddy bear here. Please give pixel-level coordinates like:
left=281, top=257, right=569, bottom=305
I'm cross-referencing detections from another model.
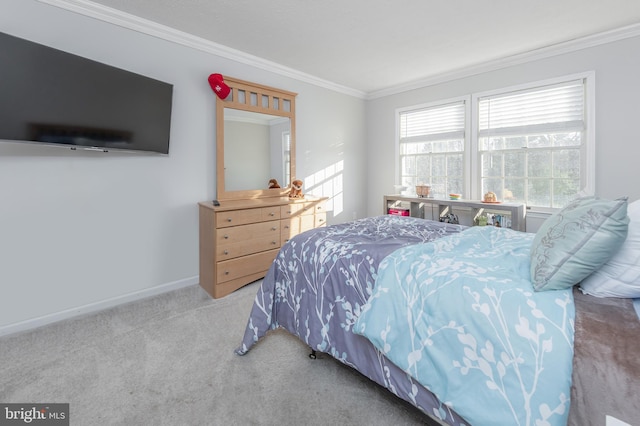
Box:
left=288, top=179, right=304, bottom=198
left=268, top=178, right=281, bottom=189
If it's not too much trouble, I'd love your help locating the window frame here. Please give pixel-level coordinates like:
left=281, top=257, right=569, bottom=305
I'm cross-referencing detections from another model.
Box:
left=471, top=72, right=595, bottom=213
left=395, top=95, right=472, bottom=197
left=395, top=72, right=595, bottom=214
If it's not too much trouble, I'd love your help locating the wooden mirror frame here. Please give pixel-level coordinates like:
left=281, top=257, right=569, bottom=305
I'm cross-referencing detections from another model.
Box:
left=216, top=77, right=297, bottom=200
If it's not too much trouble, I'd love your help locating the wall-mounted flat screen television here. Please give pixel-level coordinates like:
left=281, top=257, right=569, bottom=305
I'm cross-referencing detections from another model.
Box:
left=0, top=31, right=173, bottom=154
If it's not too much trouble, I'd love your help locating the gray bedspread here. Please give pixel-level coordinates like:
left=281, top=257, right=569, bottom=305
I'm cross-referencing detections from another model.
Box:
left=236, top=215, right=467, bottom=424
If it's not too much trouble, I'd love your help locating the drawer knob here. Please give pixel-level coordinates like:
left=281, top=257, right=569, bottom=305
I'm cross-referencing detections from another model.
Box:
left=224, top=271, right=230, bottom=275
left=318, top=218, right=324, bottom=223
left=223, top=250, right=229, bottom=255
left=284, top=225, right=290, bottom=229
left=224, top=234, right=229, bottom=239
left=271, top=227, right=277, bottom=231
left=271, top=241, right=277, bottom=245
left=269, top=212, right=275, bottom=216
left=227, top=218, right=232, bottom=222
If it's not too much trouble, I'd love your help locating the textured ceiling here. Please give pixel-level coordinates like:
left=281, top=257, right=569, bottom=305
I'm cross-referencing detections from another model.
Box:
left=85, top=0, right=640, bottom=94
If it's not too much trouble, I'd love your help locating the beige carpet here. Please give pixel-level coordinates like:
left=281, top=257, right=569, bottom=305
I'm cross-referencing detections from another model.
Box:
left=0, top=282, right=435, bottom=425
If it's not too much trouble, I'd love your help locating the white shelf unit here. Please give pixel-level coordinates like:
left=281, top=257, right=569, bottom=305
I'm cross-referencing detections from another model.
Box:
left=384, top=195, right=526, bottom=232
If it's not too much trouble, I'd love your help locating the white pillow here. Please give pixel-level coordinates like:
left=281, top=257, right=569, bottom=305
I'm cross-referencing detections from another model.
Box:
left=580, top=199, right=640, bottom=298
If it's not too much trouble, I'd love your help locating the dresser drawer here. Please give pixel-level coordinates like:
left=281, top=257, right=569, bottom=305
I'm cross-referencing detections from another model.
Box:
left=216, top=220, right=280, bottom=245
left=261, top=206, right=281, bottom=221
left=281, top=213, right=327, bottom=244
left=312, top=202, right=326, bottom=215
left=216, top=249, right=278, bottom=284
left=315, top=212, right=327, bottom=227
left=216, top=208, right=262, bottom=228
left=216, top=207, right=281, bottom=228
left=216, top=235, right=280, bottom=260
left=281, top=217, right=301, bottom=245
left=281, top=202, right=315, bottom=218
left=300, top=215, right=316, bottom=233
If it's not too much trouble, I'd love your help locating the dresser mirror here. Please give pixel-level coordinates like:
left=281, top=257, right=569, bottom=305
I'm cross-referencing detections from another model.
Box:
left=216, top=77, right=297, bottom=200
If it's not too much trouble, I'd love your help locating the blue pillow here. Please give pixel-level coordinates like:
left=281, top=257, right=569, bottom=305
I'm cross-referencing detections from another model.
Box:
left=530, top=197, right=629, bottom=291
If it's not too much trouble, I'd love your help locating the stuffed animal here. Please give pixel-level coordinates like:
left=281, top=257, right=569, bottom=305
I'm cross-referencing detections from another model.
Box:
left=289, top=179, right=304, bottom=198
left=268, top=178, right=281, bottom=189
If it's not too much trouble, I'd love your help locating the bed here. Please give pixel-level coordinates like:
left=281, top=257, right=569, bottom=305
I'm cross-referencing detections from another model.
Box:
left=236, top=197, right=640, bottom=426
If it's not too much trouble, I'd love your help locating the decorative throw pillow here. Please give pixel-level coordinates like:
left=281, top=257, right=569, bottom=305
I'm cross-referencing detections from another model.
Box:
left=579, top=199, right=640, bottom=298
left=530, top=196, right=629, bottom=291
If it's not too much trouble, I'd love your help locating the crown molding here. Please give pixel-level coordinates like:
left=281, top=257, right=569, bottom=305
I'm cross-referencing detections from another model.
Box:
left=36, top=0, right=367, bottom=99
left=36, top=1, right=640, bottom=101
left=367, top=23, right=640, bottom=100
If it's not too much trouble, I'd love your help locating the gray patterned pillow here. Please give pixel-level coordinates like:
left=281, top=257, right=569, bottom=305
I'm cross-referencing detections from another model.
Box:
left=530, top=197, right=629, bottom=291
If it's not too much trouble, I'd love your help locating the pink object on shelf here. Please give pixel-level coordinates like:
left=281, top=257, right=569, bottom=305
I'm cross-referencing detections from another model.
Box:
left=388, top=208, right=410, bottom=216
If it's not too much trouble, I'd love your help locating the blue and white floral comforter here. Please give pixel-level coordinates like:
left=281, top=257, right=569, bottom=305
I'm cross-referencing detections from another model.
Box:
left=354, top=226, right=575, bottom=426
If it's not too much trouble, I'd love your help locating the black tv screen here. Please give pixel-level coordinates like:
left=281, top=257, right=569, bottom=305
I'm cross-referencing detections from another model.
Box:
left=0, top=32, right=173, bottom=154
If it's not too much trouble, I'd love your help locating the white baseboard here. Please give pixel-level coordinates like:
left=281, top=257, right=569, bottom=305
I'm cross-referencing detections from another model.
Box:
left=0, top=276, right=200, bottom=338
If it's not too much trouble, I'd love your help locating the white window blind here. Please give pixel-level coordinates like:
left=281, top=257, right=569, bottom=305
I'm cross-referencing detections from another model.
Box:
left=400, top=102, right=465, bottom=142
left=479, top=80, right=585, bottom=138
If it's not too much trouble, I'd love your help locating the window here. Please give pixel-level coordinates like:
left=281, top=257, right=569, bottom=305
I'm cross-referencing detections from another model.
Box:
left=283, top=131, right=291, bottom=184
left=398, top=99, right=468, bottom=198
left=476, top=78, right=591, bottom=210
left=396, top=73, right=594, bottom=211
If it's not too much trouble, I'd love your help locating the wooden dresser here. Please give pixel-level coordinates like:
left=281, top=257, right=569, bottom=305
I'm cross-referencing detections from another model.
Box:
left=198, top=196, right=328, bottom=298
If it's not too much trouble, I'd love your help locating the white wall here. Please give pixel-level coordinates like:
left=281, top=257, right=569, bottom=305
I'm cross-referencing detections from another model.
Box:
left=365, top=35, right=640, bottom=225
left=0, top=0, right=366, bottom=333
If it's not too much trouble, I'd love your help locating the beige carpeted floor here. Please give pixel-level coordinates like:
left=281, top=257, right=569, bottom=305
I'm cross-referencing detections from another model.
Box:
left=0, top=282, right=435, bottom=425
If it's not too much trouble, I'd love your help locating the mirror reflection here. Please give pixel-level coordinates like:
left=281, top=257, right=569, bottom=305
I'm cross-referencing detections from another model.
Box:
left=223, top=108, right=291, bottom=192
